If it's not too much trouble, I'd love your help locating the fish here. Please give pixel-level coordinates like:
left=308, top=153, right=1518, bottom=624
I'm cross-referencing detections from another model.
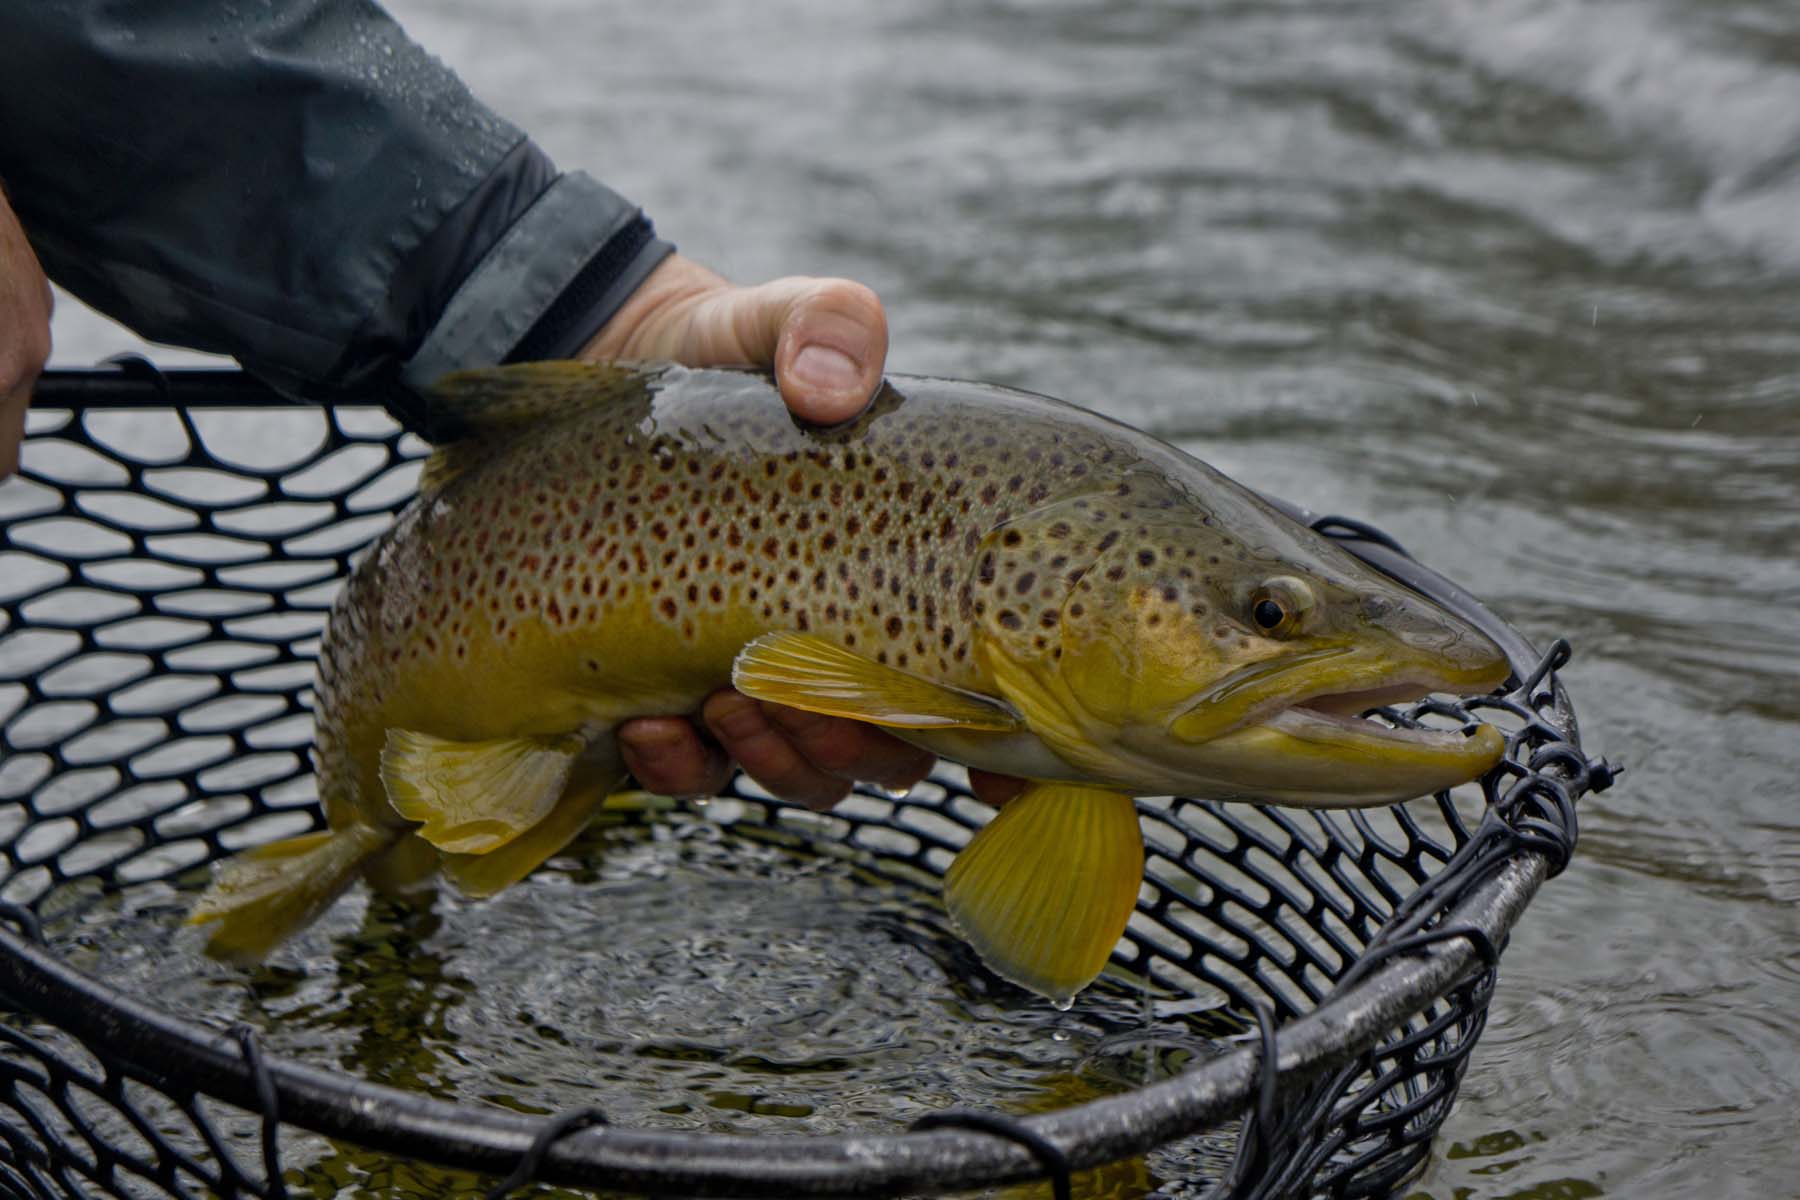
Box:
left=189, top=361, right=1510, bottom=1002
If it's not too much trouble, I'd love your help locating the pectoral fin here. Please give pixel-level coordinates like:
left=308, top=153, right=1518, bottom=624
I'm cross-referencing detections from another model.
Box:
left=380, top=729, right=585, bottom=855
left=732, top=632, right=1022, bottom=730
left=942, top=784, right=1144, bottom=1004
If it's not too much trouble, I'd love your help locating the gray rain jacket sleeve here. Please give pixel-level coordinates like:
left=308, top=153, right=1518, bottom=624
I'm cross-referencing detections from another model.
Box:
left=0, top=0, right=672, bottom=418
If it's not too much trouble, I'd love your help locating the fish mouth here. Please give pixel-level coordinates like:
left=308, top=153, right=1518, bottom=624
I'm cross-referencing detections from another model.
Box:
left=1160, top=652, right=1511, bottom=806
left=1270, top=675, right=1493, bottom=750
left=1169, top=647, right=1510, bottom=746
left=1220, top=666, right=1509, bottom=805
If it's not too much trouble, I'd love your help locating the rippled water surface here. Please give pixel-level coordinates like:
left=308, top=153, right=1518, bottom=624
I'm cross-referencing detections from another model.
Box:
left=46, top=0, right=1800, bottom=1196
left=47, top=796, right=1236, bottom=1198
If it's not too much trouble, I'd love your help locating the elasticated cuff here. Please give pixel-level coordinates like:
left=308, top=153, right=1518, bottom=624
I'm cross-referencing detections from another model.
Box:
left=400, top=171, right=673, bottom=390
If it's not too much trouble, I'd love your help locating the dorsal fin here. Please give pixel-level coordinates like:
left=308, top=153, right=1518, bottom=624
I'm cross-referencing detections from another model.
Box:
left=414, top=360, right=667, bottom=495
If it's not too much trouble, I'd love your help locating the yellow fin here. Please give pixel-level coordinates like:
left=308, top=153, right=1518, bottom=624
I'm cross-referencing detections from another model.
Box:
left=188, top=824, right=394, bottom=963
left=416, top=361, right=667, bottom=493
left=440, top=772, right=621, bottom=897
left=943, top=784, right=1144, bottom=1003
left=732, top=632, right=1021, bottom=730
left=380, top=729, right=584, bottom=855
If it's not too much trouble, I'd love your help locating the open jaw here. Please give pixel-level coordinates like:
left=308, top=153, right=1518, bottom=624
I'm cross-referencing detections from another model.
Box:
left=1266, top=697, right=1491, bottom=753
left=1230, top=681, right=1504, bottom=806
left=1184, top=672, right=1509, bottom=807
left=1268, top=674, right=1493, bottom=751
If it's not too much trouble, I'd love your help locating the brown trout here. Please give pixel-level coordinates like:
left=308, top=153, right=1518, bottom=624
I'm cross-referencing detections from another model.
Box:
left=191, top=362, right=1509, bottom=1001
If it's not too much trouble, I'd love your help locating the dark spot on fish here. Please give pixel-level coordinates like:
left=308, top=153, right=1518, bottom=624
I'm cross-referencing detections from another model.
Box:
left=998, top=610, right=1022, bottom=630
left=1016, top=572, right=1037, bottom=594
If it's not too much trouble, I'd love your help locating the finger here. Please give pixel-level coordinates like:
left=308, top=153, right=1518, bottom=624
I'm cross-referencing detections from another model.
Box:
left=701, top=689, right=849, bottom=811
left=758, top=703, right=935, bottom=792
left=0, top=384, right=28, bottom=478
left=968, top=768, right=1028, bottom=809
left=617, top=716, right=732, bottom=798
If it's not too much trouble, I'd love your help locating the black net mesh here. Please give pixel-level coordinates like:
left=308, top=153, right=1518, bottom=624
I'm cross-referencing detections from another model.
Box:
left=0, top=366, right=1608, bottom=1199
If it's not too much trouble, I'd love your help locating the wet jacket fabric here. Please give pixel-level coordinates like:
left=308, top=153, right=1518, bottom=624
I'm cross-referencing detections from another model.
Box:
left=0, top=0, right=672, bottom=419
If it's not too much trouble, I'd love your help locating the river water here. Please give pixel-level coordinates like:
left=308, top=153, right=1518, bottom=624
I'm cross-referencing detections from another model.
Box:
left=45, top=1, right=1800, bottom=1196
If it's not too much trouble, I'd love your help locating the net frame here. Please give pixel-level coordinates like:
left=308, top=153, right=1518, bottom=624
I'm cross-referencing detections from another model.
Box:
left=0, top=363, right=1611, bottom=1199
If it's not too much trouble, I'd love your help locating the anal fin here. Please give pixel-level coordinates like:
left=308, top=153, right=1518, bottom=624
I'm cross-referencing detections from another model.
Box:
left=381, top=729, right=585, bottom=855
left=441, top=770, right=624, bottom=897
left=942, top=784, right=1144, bottom=1004
left=732, top=631, right=1021, bottom=730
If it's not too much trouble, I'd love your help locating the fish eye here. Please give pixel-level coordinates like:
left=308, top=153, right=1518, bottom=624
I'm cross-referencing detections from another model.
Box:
left=1249, top=577, right=1315, bottom=638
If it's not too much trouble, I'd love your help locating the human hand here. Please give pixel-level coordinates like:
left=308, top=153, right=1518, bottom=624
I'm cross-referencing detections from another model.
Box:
left=588, top=255, right=1024, bottom=810
left=0, top=185, right=53, bottom=479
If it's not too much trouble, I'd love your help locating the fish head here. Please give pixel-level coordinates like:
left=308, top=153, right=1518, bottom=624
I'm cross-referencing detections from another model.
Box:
left=976, top=481, right=1512, bottom=806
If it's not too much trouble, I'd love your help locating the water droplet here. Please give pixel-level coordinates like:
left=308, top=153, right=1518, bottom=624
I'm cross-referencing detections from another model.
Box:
left=1051, top=996, right=1075, bottom=1012
left=873, top=783, right=912, bottom=801
left=1050, top=1029, right=1071, bottom=1041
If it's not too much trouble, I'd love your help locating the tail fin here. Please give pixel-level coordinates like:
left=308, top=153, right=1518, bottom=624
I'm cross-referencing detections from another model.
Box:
left=188, top=824, right=394, bottom=963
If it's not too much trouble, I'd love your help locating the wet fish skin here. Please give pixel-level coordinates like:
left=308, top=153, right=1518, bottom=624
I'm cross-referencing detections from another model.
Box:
left=192, top=362, right=1508, bottom=998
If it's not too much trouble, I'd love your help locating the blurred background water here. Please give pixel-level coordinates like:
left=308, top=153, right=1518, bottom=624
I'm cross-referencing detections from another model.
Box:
left=43, top=0, right=1800, bottom=1196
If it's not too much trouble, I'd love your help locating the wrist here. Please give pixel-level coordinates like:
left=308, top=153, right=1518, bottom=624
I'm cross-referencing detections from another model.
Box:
left=576, top=254, right=730, bottom=363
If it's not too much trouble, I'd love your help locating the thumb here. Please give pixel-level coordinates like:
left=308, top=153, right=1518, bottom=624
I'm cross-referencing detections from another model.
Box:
left=581, top=255, right=889, bottom=424
left=752, top=277, right=888, bottom=424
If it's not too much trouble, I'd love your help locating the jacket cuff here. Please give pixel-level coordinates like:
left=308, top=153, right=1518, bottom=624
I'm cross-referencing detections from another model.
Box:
left=400, top=171, right=673, bottom=391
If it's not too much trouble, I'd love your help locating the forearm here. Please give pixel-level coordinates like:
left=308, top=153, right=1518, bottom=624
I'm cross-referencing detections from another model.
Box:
left=0, top=0, right=669, bottom=404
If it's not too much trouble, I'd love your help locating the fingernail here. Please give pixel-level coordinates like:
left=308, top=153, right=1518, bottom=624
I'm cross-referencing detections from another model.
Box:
left=790, top=343, right=861, bottom=393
